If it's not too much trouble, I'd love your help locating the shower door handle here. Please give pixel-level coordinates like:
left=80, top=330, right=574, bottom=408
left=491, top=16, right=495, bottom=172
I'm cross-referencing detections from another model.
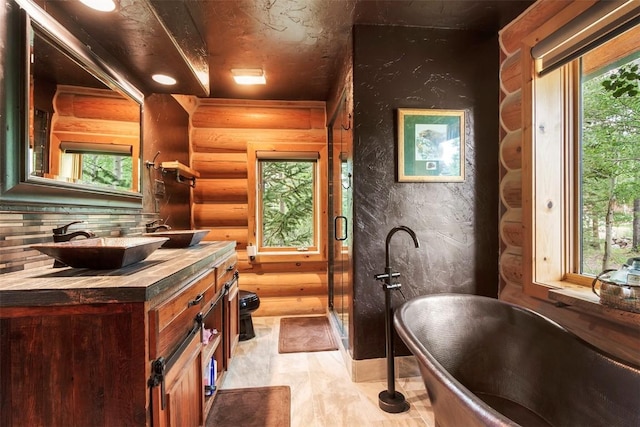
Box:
left=334, top=215, right=348, bottom=241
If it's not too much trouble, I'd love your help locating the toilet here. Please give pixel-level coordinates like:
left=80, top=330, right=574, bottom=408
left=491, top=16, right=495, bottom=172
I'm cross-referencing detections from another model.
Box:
left=238, top=290, right=260, bottom=341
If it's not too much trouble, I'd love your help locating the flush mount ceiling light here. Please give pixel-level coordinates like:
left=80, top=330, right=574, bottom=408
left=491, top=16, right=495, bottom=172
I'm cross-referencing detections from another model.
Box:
left=79, top=0, right=116, bottom=12
left=231, top=68, right=266, bottom=85
left=152, top=74, right=177, bottom=86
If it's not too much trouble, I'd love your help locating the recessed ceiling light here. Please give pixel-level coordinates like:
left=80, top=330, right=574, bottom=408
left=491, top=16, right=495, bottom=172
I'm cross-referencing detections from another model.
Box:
left=152, top=74, right=177, bottom=86
left=231, top=69, right=266, bottom=85
left=79, top=0, right=116, bottom=12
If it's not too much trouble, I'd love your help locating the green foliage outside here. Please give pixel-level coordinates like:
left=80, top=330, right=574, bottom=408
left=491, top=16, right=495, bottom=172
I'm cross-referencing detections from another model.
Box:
left=81, top=154, right=133, bottom=190
left=260, top=160, right=314, bottom=248
left=582, top=59, right=640, bottom=274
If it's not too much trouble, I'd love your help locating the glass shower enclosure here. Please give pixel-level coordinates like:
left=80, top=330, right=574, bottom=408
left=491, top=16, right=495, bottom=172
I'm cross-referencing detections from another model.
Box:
left=328, top=90, right=353, bottom=347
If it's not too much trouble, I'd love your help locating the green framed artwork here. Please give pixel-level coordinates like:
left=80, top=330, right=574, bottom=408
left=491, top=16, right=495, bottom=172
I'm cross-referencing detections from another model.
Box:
left=397, top=109, right=465, bottom=182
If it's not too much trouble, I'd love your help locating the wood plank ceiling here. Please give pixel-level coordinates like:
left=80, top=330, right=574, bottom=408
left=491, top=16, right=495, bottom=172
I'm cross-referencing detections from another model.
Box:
left=38, top=0, right=535, bottom=101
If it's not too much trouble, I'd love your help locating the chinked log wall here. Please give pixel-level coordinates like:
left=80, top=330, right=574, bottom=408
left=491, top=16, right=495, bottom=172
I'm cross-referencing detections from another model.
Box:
left=497, top=0, right=575, bottom=292
left=50, top=85, right=140, bottom=188
left=188, top=99, right=328, bottom=316
left=498, top=0, right=640, bottom=366
left=498, top=0, right=640, bottom=291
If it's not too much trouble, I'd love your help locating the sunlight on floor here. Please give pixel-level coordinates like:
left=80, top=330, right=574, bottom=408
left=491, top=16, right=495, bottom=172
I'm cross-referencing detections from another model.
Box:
left=222, top=316, right=435, bottom=427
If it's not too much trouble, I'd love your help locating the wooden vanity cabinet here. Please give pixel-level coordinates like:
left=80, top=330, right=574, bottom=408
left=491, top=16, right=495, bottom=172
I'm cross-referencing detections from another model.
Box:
left=148, top=267, right=214, bottom=427
left=150, top=251, right=239, bottom=427
left=0, top=303, right=149, bottom=427
left=0, top=242, right=238, bottom=427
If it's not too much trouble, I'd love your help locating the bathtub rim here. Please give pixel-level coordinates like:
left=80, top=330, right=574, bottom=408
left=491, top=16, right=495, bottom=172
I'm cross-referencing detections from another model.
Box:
left=394, top=294, right=520, bottom=426
left=393, top=293, right=640, bottom=426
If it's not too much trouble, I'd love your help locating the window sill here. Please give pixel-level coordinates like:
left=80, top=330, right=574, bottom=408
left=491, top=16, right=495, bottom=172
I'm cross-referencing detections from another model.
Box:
left=249, top=252, right=325, bottom=264
left=545, top=282, right=640, bottom=329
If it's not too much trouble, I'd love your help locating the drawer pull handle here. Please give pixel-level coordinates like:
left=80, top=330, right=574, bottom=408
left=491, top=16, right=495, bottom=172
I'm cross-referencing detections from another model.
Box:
left=188, top=293, right=204, bottom=307
left=224, top=271, right=240, bottom=290
left=226, top=263, right=237, bottom=272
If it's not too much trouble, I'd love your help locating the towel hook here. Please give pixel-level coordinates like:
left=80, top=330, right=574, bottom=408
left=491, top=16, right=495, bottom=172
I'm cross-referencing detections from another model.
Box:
left=145, top=151, right=161, bottom=170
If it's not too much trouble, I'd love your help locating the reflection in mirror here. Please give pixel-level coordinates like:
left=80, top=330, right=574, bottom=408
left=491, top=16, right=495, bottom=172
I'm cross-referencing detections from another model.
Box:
left=29, top=25, right=141, bottom=192
left=1, top=0, right=144, bottom=210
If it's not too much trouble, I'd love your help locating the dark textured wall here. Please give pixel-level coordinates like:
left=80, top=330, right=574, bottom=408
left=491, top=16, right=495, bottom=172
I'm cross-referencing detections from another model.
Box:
left=351, top=25, right=500, bottom=360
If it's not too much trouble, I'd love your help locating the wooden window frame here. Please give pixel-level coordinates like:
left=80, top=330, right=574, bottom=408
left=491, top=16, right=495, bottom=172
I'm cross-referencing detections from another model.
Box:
left=522, top=10, right=640, bottom=305
left=247, top=142, right=328, bottom=263
left=523, top=59, right=586, bottom=300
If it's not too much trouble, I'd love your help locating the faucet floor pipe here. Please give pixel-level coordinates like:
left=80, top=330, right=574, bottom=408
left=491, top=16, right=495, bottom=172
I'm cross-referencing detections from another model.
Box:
left=375, top=226, right=419, bottom=414
left=378, top=265, right=409, bottom=413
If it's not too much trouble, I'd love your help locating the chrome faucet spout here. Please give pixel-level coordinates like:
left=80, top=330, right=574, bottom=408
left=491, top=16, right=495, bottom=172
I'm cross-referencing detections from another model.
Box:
left=385, top=225, right=420, bottom=269
left=53, top=220, right=84, bottom=236
left=54, top=231, right=95, bottom=242
left=52, top=221, right=95, bottom=242
left=145, top=219, right=171, bottom=233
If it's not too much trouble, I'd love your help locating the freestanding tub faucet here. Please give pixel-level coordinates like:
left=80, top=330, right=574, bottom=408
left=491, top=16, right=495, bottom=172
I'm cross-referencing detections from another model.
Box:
left=374, top=225, right=420, bottom=413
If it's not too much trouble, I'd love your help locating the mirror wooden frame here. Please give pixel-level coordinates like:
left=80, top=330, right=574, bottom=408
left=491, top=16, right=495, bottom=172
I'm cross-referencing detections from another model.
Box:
left=1, top=0, right=144, bottom=211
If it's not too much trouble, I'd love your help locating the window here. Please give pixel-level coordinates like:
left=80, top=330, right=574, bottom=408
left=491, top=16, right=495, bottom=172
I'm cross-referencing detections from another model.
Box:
left=580, top=53, right=640, bottom=275
left=247, top=143, right=327, bottom=261
left=259, top=158, right=316, bottom=251
left=60, top=153, right=133, bottom=190
left=53, top=141, right=135, bottom=191
left=525, top=10, right=640, bottom=296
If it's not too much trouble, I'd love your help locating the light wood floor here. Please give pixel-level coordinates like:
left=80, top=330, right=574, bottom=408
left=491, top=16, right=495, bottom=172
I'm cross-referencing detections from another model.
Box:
left=222, top=316, right=435, bottom=427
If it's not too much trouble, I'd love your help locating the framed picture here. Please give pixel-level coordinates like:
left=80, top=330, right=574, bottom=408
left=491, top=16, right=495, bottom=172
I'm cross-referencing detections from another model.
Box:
left=397, top=108, right=465, bottom=182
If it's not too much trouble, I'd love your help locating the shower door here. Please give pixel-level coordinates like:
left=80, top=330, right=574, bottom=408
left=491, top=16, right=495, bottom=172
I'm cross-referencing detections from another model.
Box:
left=328, top=90, right=353, bottom=342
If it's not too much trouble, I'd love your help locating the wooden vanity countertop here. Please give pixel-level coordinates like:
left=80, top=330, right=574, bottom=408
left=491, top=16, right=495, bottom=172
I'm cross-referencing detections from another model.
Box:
left=0, top=241, right=236, bottom=307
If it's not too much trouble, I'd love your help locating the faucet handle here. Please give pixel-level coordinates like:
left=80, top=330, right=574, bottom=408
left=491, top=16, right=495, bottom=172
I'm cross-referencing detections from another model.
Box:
left=145, top=219, right=163, bottom=227
left=374, top=272, right=401, bottom=281
left=53, top=220, right=84, bottom=235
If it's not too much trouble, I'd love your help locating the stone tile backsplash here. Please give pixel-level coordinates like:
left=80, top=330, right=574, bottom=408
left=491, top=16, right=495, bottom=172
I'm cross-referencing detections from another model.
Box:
left=0, top=211, right=156, bottom=274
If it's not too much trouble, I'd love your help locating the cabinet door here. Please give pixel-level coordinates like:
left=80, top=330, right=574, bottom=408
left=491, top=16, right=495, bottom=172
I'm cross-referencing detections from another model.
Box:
left=151, top=332, right=203, bottom=427
left=226, top=280, right=239, bottom=360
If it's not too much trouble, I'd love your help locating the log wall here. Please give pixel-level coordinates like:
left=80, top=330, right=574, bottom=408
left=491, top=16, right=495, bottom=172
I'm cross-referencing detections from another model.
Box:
left=498, top=0, right=579, bottom=294
left=190, top=99, right=328, bottom=316
left=0, top=94, right=181, bottom=275
left=498, top=0, right=639, bottom=365
left=50, top=85, right=140, bottom=190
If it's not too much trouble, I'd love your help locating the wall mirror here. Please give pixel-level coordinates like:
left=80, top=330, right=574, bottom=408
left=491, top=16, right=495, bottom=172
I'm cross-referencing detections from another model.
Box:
left=1, top=0, right=144, bottom=210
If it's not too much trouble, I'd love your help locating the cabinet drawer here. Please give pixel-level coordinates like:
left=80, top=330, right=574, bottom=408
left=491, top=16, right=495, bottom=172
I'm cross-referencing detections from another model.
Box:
left=149, top=268, right=216, bottom=359
left=216, top=253, right=238, bottom=286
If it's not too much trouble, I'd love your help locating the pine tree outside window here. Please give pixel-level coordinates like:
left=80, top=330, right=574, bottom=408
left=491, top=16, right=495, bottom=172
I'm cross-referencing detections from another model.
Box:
left=580, top=54, right=640, bottom=274
left=259, top=159, right=316, bottom=250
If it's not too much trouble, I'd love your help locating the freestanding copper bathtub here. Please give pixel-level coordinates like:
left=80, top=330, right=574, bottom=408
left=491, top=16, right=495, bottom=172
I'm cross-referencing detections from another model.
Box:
left=394, top=294, right=640, bottom=427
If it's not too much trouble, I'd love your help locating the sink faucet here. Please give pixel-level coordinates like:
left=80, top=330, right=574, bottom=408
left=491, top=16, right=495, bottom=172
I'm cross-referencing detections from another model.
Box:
left=374, top=225, right=420, bottom=414
left=51, top=221, right=95, bottom=268
left=52, top=221, right=95, bottom=242
left=145, top=219, right=171, bottom=233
